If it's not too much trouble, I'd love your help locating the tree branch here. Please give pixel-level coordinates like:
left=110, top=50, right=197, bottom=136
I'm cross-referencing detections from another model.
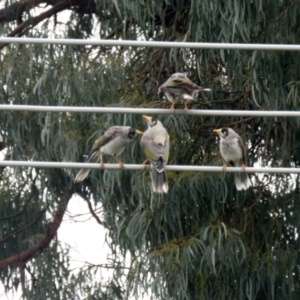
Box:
left=0, top=0, right=71, bottom=49
left=0, top=189, right=73, bottom=269
left=0, top=0, right=100, bottom=26
left=0, top=0, right=44, bottom=24
left=86, top=198, right=103, bottom=225
left=6, top=0, right=71, bottom=38
left=76, top=190, right=103, bottom=225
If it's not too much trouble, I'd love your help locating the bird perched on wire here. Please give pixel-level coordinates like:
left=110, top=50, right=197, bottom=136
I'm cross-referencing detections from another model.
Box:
left=75, top=126, right=143, bottom=183
left=213, top=128, right=251, bottom=190
left=140, top=116, right=170, bottom=194
left=158, top=72, right=211, bottom=110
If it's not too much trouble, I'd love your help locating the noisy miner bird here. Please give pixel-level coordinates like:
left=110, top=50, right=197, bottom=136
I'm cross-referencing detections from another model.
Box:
left=140, top=116, right=170, bottom=194
left=158, top=72, right=211, bottom=111
left=213, top=128, right=251, bottom=190
left=75, top=126, right=143, bottom=183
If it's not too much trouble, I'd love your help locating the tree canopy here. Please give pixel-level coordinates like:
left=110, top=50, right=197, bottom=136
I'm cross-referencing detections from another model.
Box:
left=1, top=0, right=300, bottom=299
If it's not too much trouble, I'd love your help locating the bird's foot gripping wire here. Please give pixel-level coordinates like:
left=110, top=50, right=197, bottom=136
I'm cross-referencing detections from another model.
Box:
left=184, top=101, right=189, bottom=111
left=99, top=154, right=105, bottom=168
left=114, top=155, right=125, bottom=169
left=170, top=102, right=175, bottom=111
left=222, top=162, right=230, bottom=171
left=142, top=159, right=149, bottom=169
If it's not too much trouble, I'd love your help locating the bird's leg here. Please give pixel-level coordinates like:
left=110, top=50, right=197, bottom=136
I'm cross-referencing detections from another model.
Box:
left=170, top=101, right=175, bottom=111
left=114, top=155, right=125, bottom=169
left=241, top=163, right=246, bottom=171
left=99, top=153, right=104, bottom=168
left=222, top=162, right=230, bottom=171
left=184, top=101, right=189, bottom=111
left=142, top=159, right=149, bottom=168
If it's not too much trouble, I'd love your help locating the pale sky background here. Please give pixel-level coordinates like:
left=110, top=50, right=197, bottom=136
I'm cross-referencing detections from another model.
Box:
left=59, top=195, right=109, bottom=270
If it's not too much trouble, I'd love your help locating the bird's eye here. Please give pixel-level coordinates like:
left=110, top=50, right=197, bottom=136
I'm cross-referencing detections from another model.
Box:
left=152, top=119, right=157, bottom=125
left=221, top=129, right=227, bottom=135
left=128, top=128, right=136, bottom=138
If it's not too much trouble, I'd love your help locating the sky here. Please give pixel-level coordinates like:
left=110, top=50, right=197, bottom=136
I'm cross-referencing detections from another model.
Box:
left=59, top=195, right=109, bottom=270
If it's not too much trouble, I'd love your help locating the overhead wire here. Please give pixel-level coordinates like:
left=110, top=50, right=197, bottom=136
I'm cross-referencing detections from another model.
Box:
left=0, top=105, right=300, bottom=117
left=0, top=161, right=299, bottom=174
left=0, top=38, right=299, bottom=173
left=1, top=37, right=300, bottom=51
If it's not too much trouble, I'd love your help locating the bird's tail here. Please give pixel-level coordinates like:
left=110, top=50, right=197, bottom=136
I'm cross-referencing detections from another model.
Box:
left=74, top=169, right=91, bottom=183
left=74, top=151, right=100, bottom=183
left=151, top=168, right=168, bottom=194
left=235, top=172, right=251, bottom=191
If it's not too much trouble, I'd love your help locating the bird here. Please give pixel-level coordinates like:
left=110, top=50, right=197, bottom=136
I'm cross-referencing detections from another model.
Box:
left=158, top=72, right=211, bottom=110
left=213, top=128, right=251, bottom=190
left=75, top=126, right=143, bottom=183
left=140, top=115, right=170, bottom=194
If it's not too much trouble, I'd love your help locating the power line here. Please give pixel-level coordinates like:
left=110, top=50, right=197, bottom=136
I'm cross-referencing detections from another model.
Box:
left=0, top=37, right=300, bottom=51
left=0, top=161, right=299, bottom=173
left=1, top=105, right=300, bottom=117
left=0, top=40, right=298, bottom=175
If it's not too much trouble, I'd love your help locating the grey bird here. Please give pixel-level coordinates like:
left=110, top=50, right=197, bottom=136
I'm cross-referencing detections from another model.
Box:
left=158, top=72, right=211, bottom=110
left=75, top=126, right=143, bottom=183
left=213, top=128, right=251, bottom=190
left=140, top=115, right=170, bottom=194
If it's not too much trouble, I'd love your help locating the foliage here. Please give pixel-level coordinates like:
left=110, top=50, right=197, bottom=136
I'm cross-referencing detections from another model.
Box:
left=1, top=0, right=300, bottom=299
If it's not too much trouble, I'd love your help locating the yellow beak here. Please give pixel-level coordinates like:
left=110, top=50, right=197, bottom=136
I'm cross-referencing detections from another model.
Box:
left=143, top=115, right=151, bottom=122
left=213, top=129, right=221, bottom=134
left=136, top=130, right=144, bottom=135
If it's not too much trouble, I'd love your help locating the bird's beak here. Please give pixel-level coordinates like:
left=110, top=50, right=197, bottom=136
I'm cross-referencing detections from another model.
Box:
left=136, top=130, right=144, bottom=135
left=143, top=115, right=151, bottom=122
left=213, top=129, right=221, bottom=134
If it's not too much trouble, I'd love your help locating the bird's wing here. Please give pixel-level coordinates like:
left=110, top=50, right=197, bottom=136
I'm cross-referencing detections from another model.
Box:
left=164, top=77, right=191, bottom=88
left=237, top=135, right=247, bottom=164
left=88, top=126, right=121, bottom=157
left=141, top=132, right=155, bottom=160
left=155, top=130, right=169, bottom=161
left=164, top=134, right=170, bottom=161
left=165, top=77, right=203, bottom=96
left=172, top=78, right=186, bottom=85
